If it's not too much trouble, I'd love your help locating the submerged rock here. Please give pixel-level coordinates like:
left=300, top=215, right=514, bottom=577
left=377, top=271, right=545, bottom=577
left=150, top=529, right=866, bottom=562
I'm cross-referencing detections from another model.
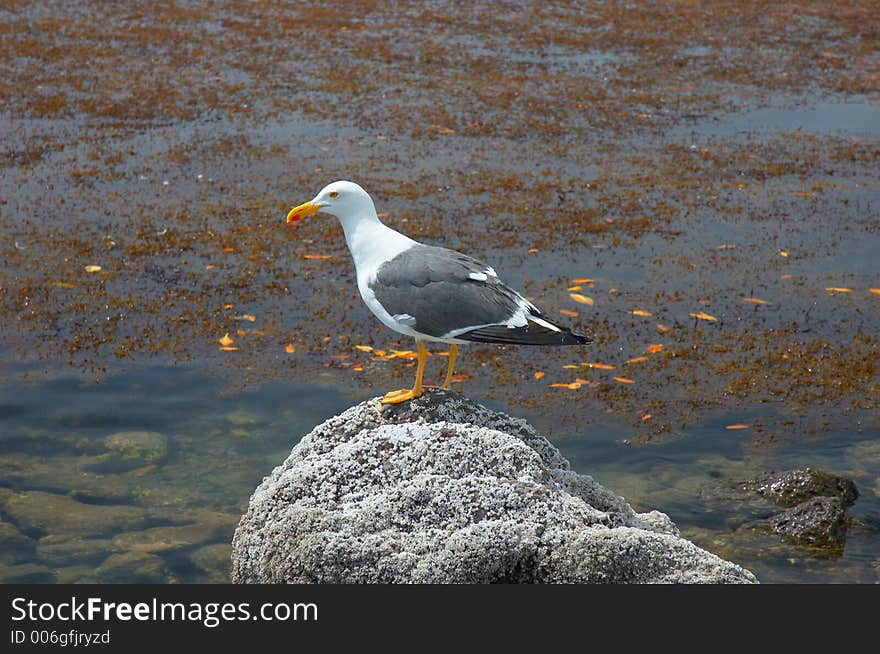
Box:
left=89, top=431, right=170, bottom=473
left=113, top=522, right=224, bottom=554
left=36, top=535, right=119, bottom=567
left=0, top=519, right=36, bottom=564
left=92, top=551, right=171, bottom=583
left=0, top=453, right=134, bottom=503
left=0, top=490, right=147, bottom=537
left=770, top=496, right=848, bottom=550
left=232, top=390, right=756, bottom=584
left=0, top=562, right=56, bottom=584
left=190, top=543, right=232, bottom=582
left=753, top=468, right=858, bottom=507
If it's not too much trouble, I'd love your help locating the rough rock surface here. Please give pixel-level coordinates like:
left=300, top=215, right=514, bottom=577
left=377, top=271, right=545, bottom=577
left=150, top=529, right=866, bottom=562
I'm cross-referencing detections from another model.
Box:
left=232, top=390, right=756, bottom=584
left=769, top=496, right=848, bottom=549
left=754, top=468, right=858, bottom=507
left=750, top=467, right=857, bottom=552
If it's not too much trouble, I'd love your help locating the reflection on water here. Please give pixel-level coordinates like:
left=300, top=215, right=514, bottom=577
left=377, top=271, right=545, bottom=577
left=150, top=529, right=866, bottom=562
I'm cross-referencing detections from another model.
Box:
left=674, top=98, right=880, bottom=137
left=1, top=359, right=877, bottom=583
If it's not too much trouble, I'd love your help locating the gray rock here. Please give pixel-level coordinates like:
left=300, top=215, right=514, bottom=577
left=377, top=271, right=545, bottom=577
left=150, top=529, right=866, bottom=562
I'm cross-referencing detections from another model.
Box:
left=770, top=496, right=848, bottom=550
left=753, top=468, right=858, bottom=507
left=232, top=390, right=756, bottom=584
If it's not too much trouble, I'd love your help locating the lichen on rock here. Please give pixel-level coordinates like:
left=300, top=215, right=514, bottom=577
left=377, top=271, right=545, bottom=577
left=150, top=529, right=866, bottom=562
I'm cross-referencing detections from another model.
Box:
left=232, top=390, right=756, bottom=584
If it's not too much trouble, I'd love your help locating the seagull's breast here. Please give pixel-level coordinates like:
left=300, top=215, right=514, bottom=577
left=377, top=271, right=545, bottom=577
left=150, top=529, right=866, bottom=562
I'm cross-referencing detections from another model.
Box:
left=341, top=219, right=422, bottom=337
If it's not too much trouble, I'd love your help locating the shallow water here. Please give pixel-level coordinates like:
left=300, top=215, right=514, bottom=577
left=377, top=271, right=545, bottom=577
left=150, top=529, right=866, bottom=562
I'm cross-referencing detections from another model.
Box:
left=0, top=356, right=363, bottom=583
left=674, top=98, right=880, bottom=137
left=2, top=352, right=877, bottom=583
left=1, top=0, right=878, bottom=584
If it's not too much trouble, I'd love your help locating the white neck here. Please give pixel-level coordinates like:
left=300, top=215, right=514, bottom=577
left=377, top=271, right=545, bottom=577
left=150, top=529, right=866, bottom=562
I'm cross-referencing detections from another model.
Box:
left=337, top=212, right=416, bottom=279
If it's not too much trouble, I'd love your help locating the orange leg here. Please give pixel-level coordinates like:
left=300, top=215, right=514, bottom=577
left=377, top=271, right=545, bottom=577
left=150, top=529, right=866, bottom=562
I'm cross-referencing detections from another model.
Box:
left=381, top=341, right=427, bottom=404
left=441, top=344, right=458, bottom=389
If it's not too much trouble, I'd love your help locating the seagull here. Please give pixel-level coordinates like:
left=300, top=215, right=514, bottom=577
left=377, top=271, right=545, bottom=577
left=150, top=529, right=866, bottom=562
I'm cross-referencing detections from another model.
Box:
left=286, top=181, right=591, bottom=404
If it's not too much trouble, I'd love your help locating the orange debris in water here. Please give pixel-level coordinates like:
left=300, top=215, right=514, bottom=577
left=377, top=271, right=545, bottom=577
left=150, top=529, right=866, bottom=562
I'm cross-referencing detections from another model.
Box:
left=690, top=311, right=718, bottom=322
left=533, top=371, right=545, bottom=379
left=559, top=309, right=579, bottom=317
left=569, top=293, right=594, bottom=306
left=303, top=254, right=332, bottom=260
left=285, top=343, right=296, bottom=354
left=623, top=356, right=648, bottom=364
left=584, top=362, right=616, bottom=370
left=218, top=333, right=234, bottom=347
left=825, top=287, right=853, bottom=293
left=631, top=309, right=652, bottom=317
left=742, top=297, right=770, bottom=305
left=725, top=424, right=749, bottom=430
left=612, top=376, right=635, bottom=384
left=645, top=343, right=664, bottom=353
left=386, top=349, right=421, bottom=359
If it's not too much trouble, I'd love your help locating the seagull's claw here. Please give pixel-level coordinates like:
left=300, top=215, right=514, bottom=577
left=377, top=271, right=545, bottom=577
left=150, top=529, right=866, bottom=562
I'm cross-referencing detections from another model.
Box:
left=380, top=388, right=423, bottom=404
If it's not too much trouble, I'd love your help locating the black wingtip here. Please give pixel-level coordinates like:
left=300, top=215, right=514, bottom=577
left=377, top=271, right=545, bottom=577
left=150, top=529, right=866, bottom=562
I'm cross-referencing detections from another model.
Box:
left=568, top=330, right=593, bottom=345
left=458, top=323, right=592, bottom=346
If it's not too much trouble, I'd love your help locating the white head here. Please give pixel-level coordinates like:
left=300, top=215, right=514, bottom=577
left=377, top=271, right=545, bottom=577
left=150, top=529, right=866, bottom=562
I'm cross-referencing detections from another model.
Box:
left=286, top=180, right=377, bottom=225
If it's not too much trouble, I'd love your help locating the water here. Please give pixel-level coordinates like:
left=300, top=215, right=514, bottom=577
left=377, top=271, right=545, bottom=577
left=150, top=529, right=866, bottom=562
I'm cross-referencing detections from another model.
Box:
left=2, top=0, right=877, bottom=585
left=673, top=98, right=880, bottom=138
left=2, top=354, right=876, bottom=583
left=0, top=359, right=365, bottom=583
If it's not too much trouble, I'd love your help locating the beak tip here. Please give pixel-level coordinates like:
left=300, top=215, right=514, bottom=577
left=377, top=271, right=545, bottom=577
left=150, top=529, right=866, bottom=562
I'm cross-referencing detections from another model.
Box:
left=286, top=200, right=321, bottom=225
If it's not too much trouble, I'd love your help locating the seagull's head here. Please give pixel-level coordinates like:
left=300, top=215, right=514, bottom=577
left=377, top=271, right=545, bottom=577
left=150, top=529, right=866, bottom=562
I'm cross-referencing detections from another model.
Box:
left=286, top=180, right=376, bottom=225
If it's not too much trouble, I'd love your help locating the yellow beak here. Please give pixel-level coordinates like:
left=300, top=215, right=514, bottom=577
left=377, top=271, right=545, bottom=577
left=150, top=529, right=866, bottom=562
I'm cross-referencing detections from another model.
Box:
left=286, top=200, right=324, bottom=224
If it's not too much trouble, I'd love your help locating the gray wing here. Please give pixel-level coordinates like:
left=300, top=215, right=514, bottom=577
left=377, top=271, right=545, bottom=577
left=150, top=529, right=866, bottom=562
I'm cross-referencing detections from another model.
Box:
left=369, top=244, right=591, bottom=345
left=370, top=245, right=526, bottom=339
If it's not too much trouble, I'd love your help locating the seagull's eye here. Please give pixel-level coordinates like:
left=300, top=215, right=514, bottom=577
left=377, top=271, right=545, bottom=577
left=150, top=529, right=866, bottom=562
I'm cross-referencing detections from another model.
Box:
left=328, top=191, right=339, bottom=199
